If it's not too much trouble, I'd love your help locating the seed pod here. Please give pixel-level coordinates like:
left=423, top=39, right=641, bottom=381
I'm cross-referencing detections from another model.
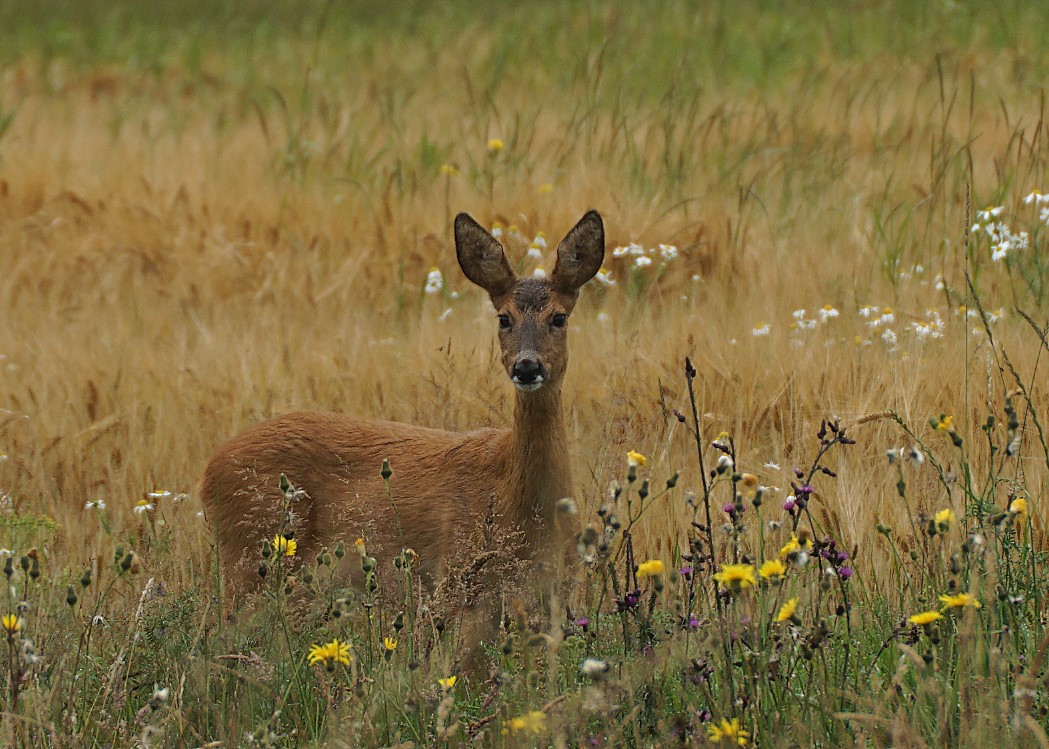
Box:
left=80, top=569, right=92, bottom=588
left=66, top=587, right=78, bottom=607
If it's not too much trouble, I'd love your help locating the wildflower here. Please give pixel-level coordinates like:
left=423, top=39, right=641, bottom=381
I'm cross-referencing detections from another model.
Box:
left=934, top=508, right=956, bottom=532
left=147, top=490, right=172, bottom=500
left=716, top=455, right=734, bottom=473
left=133, top=499, right=154, bottom=515
left=307, top=638, right=351, bottom=667
left=658, top=244, right=679, bottom=261
left=707, top=717, right=749, bottom=745
left=782, top=496, right=796, bottom=512
left=437, top=675, right=458, bottom=689
left=934, top=415, right=954, bottom=431
left=1, top=614, right=21, bottom=634
left=439, top=163, right=459, bottom=177
left=85, top=499, right=106, bottom=510
left=939, top=592, right=981, bottom=611
left=905, top=445, right=925, bottom=466
left=487, top=138, right=505, bottom=153
left=526, top=243, right=543, bottom=260
left=531, top=232, right=547, bottom=249
left=713, top=563, right=757, bottom=591
left=272, top=534, right=297, bottom=557
left=636, top=559, right=665, bottom=578
left=595, top=268, right=615, bottom=286
left=580, top=658, right=609, bottom=677
left=1024, top=190, right=1048, bottom=205
left=491, top=222, right=504, bottom=238
left=508, top=710, right=547, bottom=735
left=763, top=461, right=780, bottom=470
left=752, top=322, right=771, bottom=336
left=382, top=636, right=397, bottom=652
left=759, top=559, right=787, bottom=580
left=975, top=206, right=1004, bottom=223
left=773, top=597, right=799, bottom=623
left=838, top=566, right=854, bottom=580
left=992, top=243, right=1010, bottom=262
left=424, top=268, right=444, bottom=294
left=739, top=473, right=759, bottom=491
left=881, top=328, right=898, bottom=346
left=626, top=450, right=648, bottom=468
left=818, top=305, right=840, bottom=322
left=634, top=255, right=653, bottom=268
left=907, top=610, right=942, bottom=626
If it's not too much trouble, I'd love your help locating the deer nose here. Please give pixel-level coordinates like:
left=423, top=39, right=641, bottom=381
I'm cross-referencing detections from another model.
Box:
left=511, top=358, right=545, bottom=384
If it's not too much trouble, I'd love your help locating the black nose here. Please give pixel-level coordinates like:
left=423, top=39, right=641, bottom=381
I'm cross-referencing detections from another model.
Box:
left=512, top=358, right=544, bottom=383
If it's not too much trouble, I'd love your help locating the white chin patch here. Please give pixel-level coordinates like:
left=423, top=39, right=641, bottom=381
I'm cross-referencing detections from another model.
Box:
left=512, top=378, right=544, bottom=392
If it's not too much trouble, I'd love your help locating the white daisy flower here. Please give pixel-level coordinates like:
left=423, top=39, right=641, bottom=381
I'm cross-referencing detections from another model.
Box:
left=752, top=323, right=771, bottom=336
left=424, top=268, right=444, bottom=294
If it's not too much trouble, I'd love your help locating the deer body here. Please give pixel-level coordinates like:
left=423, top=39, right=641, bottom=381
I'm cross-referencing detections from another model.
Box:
left=201, top=211, right=604, bottom=606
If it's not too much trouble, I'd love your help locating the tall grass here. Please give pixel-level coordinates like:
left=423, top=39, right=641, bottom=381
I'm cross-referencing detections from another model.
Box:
left=1, top=1, right=1049, bottom=745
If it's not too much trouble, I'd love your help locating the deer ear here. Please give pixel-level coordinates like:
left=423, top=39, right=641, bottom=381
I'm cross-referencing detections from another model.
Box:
left=551, top=210, right=605, bottom=295
left=455, top=213, right=516, bottom=299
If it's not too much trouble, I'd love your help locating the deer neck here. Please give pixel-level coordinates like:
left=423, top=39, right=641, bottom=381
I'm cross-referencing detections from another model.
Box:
left=499, top=384, right=571, bottom=547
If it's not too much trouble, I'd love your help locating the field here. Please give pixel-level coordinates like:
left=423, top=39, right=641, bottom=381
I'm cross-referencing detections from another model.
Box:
left=2, top=0, right=1049, bottom=745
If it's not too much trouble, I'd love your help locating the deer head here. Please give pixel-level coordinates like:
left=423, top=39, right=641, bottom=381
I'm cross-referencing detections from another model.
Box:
left=455, top=211, right=605, bottom=392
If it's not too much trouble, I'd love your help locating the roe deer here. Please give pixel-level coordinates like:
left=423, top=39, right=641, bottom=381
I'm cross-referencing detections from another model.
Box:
left=201, top=210, right=604, bottom=613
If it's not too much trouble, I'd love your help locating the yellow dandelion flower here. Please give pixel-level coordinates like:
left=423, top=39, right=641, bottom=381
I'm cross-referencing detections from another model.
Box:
left=439, top=163, right=460, bottom=177
left=487, top=138, right=505, bottom=153
left=508, top=710, right=547, bottom=735
left=939, top=592, right=981, bottom=611
left=907, top=610, right=942, bottom=626
left=1, top=614, right=21, bottom=634
left=713, top=563, right=757, bottom=590
left=773, top=597, right=799, bottom=623
left=382, top=637, right=397, bottom=652
left=759, top=559, right=787, bottom=580
left=307, top=638, right=351, bottom=667
left=707, top=717, right=749, bottom=745
left=636, top=559, right=665, bottom=578
left=626, top=450, right=648, bottom=468
left=354, top=537, right=367, bottom=555
left=272, top=534, right=297, bottom=557
left=438, top=675, right=458, bottom=689
left=935, top=415, right=954, bottom=431
left=934, top=508, right=956, bottom=531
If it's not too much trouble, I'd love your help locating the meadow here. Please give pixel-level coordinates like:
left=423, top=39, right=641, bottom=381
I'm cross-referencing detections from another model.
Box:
left=1, top=0, right=1049, bottom=745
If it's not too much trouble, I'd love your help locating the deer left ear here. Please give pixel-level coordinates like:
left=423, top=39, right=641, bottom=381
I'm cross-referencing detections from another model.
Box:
left=551, top=210, right=605, bottom=295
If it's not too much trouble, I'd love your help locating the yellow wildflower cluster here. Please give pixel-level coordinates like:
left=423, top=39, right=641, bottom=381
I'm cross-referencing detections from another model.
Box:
left=713, top=563, right=757, bottom=591
left=272, top=534, right=297, bottom=557
left=508, top=710, right=547, bottom=735
left=636, top=559, right=665, bottom=578
left=773, top=598, right=799, bottom=623
left=707, top=717, right=749, bottom=745
left=307, top=638, right=351, bottom=667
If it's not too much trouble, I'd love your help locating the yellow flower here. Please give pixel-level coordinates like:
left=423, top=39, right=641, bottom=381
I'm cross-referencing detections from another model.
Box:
left=939, top=593, right=981, bottom=611
left=707, top=717, right=749, bottom=745
left=508, top=710, right=547, bottom=735
left=354, top=537, right=367, bottom=556
left=773, top=597, right=798, bottom=623
left=739, top=473, right=759, bottom=491
left=636, top=559, right=665, bottom=578
left=487, top=138, right=505, bottom=153
left=438, top=675, right=458, bottom=689
left=307, top=638, right=351, bottom=667
left=713, top=563, right=757, bottom=590
left=779, top=534, right=812, bottom=560
left=759, top=559, right=787, bottom=580
left=272, top=534, right=297, bottom=557
left=934, top=508, right=956, bottom=531
left=626, top=450, right=648, bottom=468
left=1, top=614, right=21, bottom=634
left=907, top=610, right=942, bottom=626
left=382, top=637, right=397, bottom=652
left=935, top=414, right=954, bottom=431
left=439, top=163, right=460, bottom=177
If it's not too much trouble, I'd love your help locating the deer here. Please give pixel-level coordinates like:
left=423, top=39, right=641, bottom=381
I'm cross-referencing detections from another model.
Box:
left=200, top=210, right=605, bottom=655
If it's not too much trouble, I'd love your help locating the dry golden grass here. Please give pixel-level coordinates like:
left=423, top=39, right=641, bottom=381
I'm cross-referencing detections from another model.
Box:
left=0, top=3, right=1047, bottom=602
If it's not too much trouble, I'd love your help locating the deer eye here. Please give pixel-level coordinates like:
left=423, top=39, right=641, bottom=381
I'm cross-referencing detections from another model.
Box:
left=551, top=313, right=568, bottom=328
left=498, top=314, right=512, bottom=330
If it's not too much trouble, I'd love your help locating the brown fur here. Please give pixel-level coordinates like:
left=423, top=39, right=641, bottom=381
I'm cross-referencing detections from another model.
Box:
left=200, top=211, right=605, bottom=611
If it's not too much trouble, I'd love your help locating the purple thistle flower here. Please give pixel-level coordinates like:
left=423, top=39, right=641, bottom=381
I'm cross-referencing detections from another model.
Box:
left=697, top=709, right=712, bottom=722
left=576, top=616, right=590, bottom=629
left=839, top=566, right=853, bottom=580
left=688, top=614, right=700, bottom=630
left=783, top=497, right=796, bottom=512
left=797, top=484, right=814, bottom=495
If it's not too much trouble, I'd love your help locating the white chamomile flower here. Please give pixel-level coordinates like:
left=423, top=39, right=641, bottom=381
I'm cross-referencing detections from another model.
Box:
left=595, top=268, right=615, bottom=286
left=792, top=309, right=807, bottom=320
left=533, top=268, right=547, bottom=278
left=532, top=232, right=547, bottom=249
left=818, top=305, right=840, bottom=322
left=85, top=499, right=106, bottom=511
left=976, top=206, right=1004, bottom=223
left=881, top=328, right=898, bottom=346
left=424, top=268, right=444, bottom=294
left=133, top=500, right=154, bottom=515
left=752, top=323, right=771, bottom=337
left=634, top=255, right=653, bottom=268
left=526, top=244, right=543, bottom=260
left=147, top=490, right=172, bottom=500
left=658, top=244, right=679, bottom=261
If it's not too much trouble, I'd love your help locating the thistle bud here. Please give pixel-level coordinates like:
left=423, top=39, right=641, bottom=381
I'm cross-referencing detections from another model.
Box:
left=80, top=569, right=92, bottom=588
left=29, top=557, right=39, bottom=581
left=334, top=541, right=345, bottom=559
left=66, top=587, right=78, bottom=607
left=394, top=612, right=404, bottom=631
left=279, top=473, right=291, bottom=493
left=381, top=459, right=392, bottom=481
left=666, top=472, right=679, bottom=489
left=258, top=563, right=267, bottom=579
left=120, top=553, right=133, bottom=572
left=19, top=556, right=29, bottom=573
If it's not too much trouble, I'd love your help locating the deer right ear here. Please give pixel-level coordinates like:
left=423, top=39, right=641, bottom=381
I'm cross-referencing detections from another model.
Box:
left=455, top=213, right=516, bottom=299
